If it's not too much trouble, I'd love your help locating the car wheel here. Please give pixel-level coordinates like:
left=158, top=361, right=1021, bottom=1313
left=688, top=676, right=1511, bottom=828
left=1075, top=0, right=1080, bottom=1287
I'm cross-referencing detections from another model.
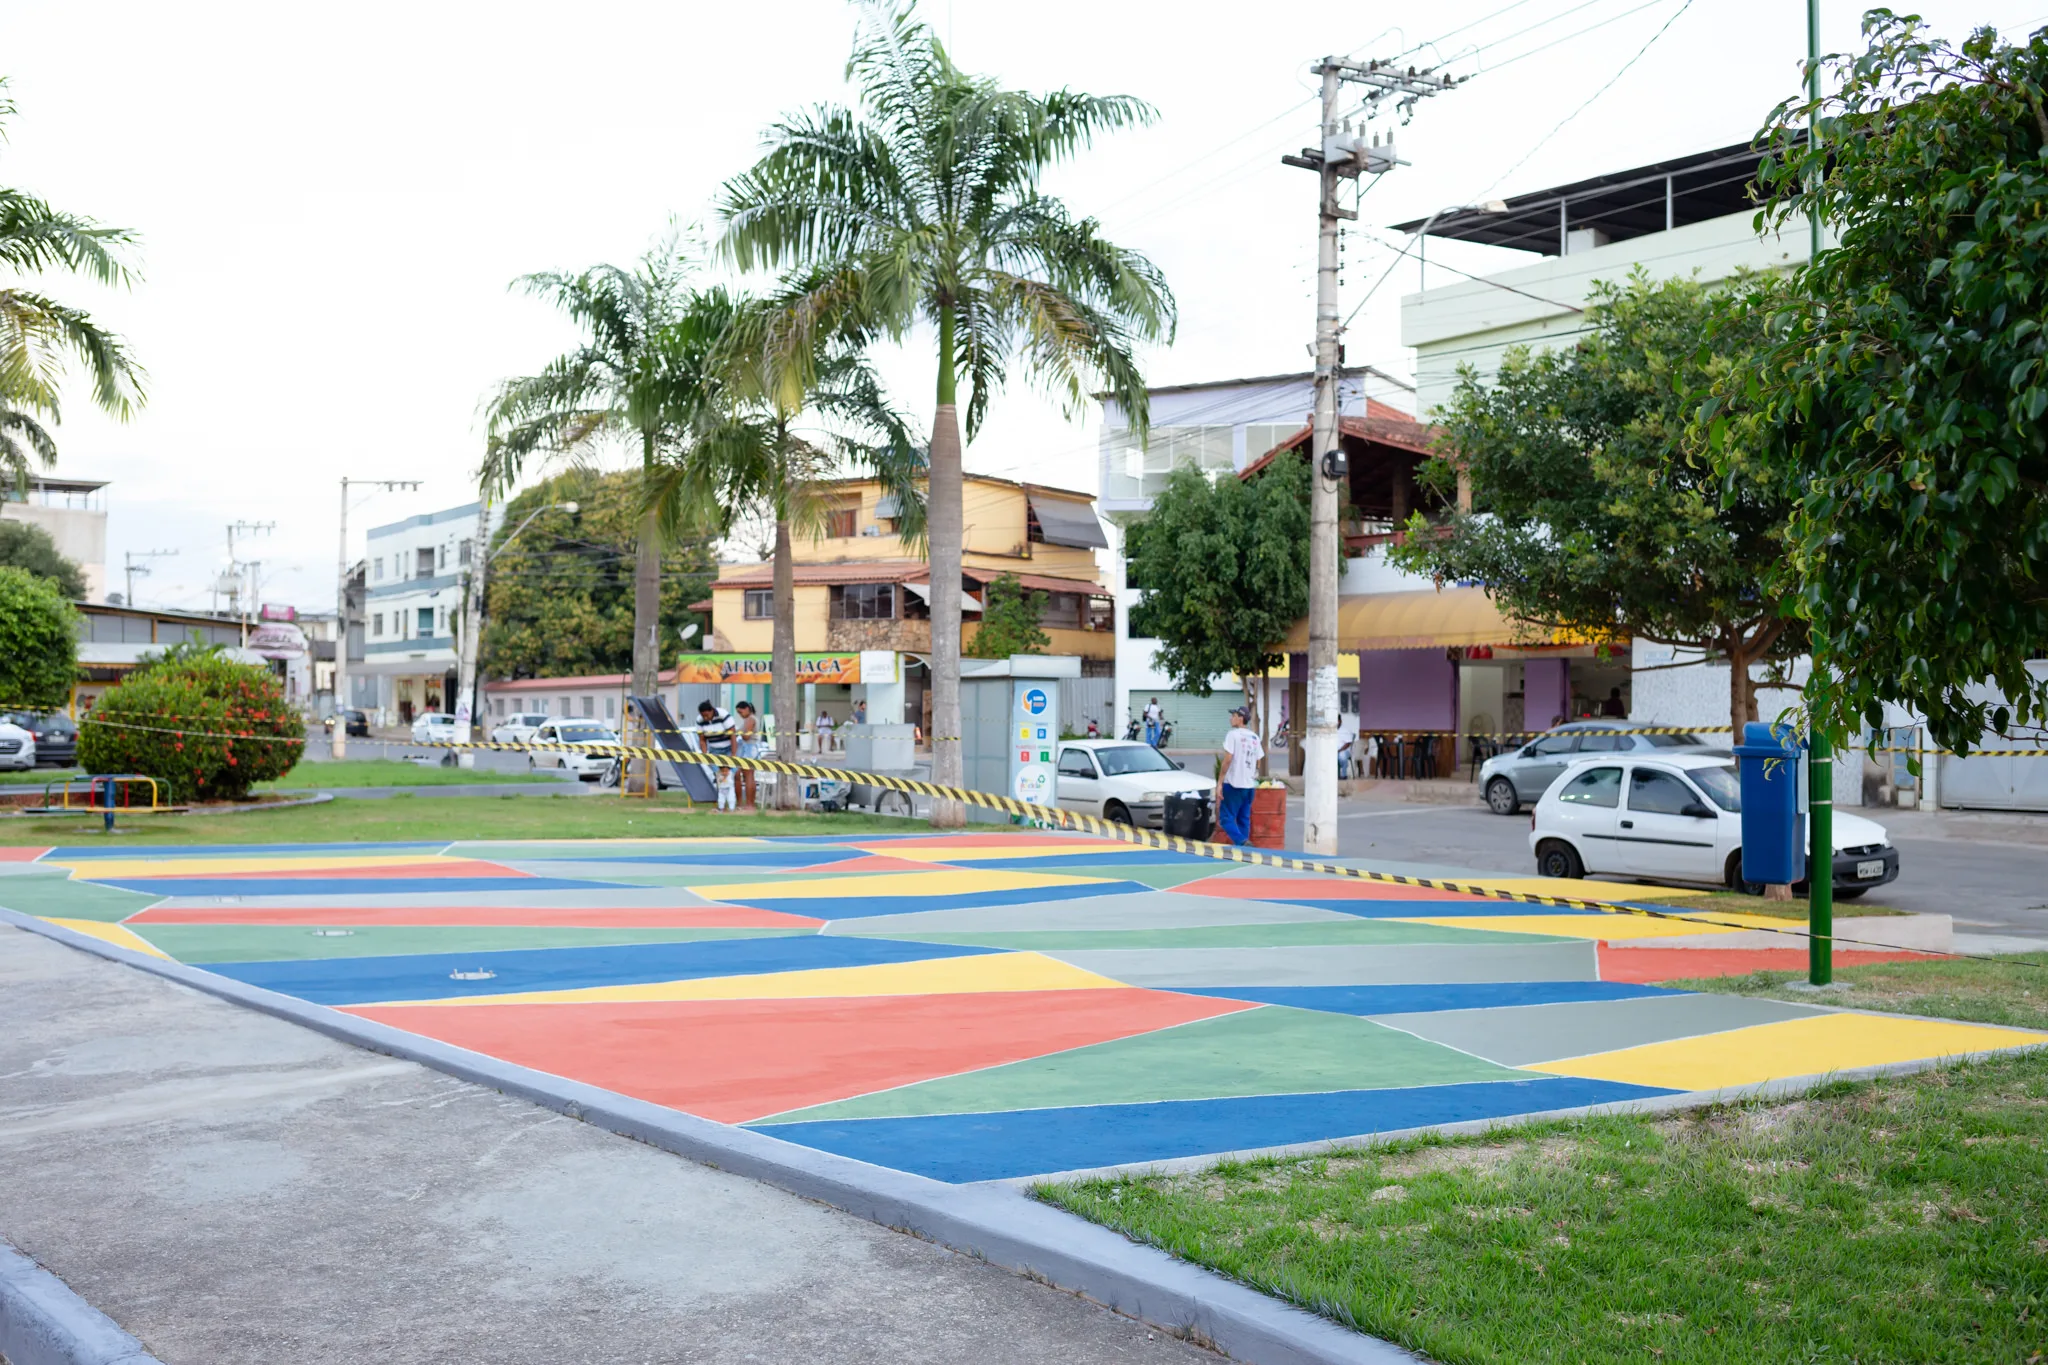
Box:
left=1535, top=839, right=1584, bottom=880
left=1725, top=851, right=1767, bottom=896
left=1485, top=778, right=1519, bottom=816
left=1104, top=801, right=1134, bottom=825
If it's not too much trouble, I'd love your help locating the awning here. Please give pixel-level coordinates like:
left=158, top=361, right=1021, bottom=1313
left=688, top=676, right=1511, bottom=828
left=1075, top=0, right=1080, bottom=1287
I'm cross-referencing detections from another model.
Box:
left=1277, top=587, right=1608, bottom=652
left=874, top=493, right=901, bottom=517
left=1027, top=494, right=1108, bottom=549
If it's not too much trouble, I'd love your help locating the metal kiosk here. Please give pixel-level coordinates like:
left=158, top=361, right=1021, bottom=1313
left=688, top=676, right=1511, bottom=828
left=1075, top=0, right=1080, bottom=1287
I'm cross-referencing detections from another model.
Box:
left=958, top=655, right=1079, bottom=825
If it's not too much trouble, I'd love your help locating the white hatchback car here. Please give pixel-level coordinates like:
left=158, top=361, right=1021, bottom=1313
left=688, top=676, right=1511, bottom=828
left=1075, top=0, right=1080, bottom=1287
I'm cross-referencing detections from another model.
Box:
left=0, top=720, right=35, bottom=771
left=411, top=713, right=460, bottom=744
left=528, top=719, right=620, bottom=780
left=1054, top=740, right=1214, bottom=828
left=491, top=711, right=550, bottom=744
left=1529, top=750, right=1900, bottom=897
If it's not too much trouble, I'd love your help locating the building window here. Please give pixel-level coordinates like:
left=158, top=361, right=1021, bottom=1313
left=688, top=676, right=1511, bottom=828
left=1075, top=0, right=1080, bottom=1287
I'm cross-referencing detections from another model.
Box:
left=580, top=696, right=595, bottom=718
left=373, top=557, right=383, bottom=582
left=830, top=583, right=896, bottom=620
left=493, top=698, right=505, bottom=717
left=458, top=538, right=473, bottom=567
left=825, top=501, right=859, bottom=538
left=1083, top=597, right=1114, bottom=632
left=417, top=606, right=434, bottom=635
left=743, top=588, right=773, bottom=619
left=560, top=697, right=573, bottom=716
left=372, top=613, right=383, bottom=637
left=605, top=695, right=617, bottom=720
left=535, top=699, right=548, bottom=715
left=416, top=548, right=435, bottom=578
left=438, top=607, right=449, bottom=635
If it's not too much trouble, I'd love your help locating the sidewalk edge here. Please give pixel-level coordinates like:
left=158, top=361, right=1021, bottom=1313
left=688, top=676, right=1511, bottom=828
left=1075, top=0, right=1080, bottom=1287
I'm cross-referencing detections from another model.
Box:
left=0, top=1239, right=162, bottom=1365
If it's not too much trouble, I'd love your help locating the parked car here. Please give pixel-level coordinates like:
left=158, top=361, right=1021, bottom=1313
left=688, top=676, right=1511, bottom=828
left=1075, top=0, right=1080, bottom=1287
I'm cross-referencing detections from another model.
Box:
left=0, top=720, right=35, bottom=772
left=528, top=720, right=620, bottom=780
left=0, top=710, right=76, bottom=767
left=1054, top=740, right=1213, bottom=828
left=411, top=713, right=460, bottom=744
left=1479, top=720, right=1715, bottom=815
left=491, top=711, right=550, bottom=744
left=322, top=709, right=370, bottom=738
left=1528, top=750, right=1900, bottom=896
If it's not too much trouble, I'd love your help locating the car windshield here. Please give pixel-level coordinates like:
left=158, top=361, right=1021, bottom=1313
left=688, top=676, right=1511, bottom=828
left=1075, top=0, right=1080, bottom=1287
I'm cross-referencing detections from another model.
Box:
left=556, top=725, right=613, bottom=744
left=1692, top=763, right=1741, bottom=812
left=1641, top=733, right=1705, bottom=748
left=1095, top=744, right=1176, bottom=776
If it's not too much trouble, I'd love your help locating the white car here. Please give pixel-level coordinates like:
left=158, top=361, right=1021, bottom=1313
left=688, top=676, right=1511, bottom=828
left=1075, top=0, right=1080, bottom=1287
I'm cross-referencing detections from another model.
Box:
left=411, top=713, right=460, bottom=744
left=1055, top=740, right=1214, bottom=828
left=0, top=720, right=35, bottom=771
left=528, top=719, right=620, bottom=780
left=1529, top=750, right=1900, bottom=897
left=491, top=711, right=550, bottom=744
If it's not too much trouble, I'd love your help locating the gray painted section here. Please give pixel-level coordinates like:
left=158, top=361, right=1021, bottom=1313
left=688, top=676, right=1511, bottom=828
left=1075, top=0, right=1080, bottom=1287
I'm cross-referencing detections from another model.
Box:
left=1, top=910, right=1422, bottom=1365
left=827, top=892, right=1354, bottom=936
left=1371, top=994, right=1828, bottom=1067
left=1042, top=941, right=1598, bottom=987
left=0, top=1239, right=161, bottom=1365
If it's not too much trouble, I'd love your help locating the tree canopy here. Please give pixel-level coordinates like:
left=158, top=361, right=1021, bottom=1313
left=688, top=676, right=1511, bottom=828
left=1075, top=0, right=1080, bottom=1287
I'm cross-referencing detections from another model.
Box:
left=1391, top=273, right=1806, bottom=735
left=967, top=573, right=1051, bottom=658
left=1736, top=13, right=2048, bottom=747
left=0, top=519, right=84, bottom=597
left=0, top=563, right=77, bottom=709
left=480, top=471, right=714, bottom=681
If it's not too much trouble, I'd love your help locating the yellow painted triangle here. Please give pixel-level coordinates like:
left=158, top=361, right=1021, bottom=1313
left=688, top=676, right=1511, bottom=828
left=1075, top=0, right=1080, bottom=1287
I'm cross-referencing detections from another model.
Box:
left=366, top=950, right=1129, bottom=1008
left=42, top=917, right=173, bottom=960
left=690, top=869, right=1115, bottom=901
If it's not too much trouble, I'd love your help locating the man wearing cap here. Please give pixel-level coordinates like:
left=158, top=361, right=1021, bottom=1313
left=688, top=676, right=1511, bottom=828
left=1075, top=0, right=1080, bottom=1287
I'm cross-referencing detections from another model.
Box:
left=1214, top=706, right=1264, bottom=846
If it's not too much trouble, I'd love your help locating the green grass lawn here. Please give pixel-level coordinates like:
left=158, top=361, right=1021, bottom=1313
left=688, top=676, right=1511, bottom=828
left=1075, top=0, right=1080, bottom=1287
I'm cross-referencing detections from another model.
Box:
left=0, top=793, right=916, bottom=845
left=1630, top=888, right=1907, bottom=920
left=1039, top=959, right=2048, bottom=1364
left=258, top=759, right=564, bottom=789
left=1676, top=952, right=2048, bottom=1031
left=0, top=767, right=81, bottom=786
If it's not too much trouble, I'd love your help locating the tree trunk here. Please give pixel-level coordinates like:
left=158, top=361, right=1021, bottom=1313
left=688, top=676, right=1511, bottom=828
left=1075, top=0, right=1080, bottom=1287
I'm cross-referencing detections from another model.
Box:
left=1727, top=638, right=1753, bottom=742
left=927, top=310, right=965, bottom=828
left=631, top=506, right=661, bottom=699
left=772, top=510, right=799, bottom=810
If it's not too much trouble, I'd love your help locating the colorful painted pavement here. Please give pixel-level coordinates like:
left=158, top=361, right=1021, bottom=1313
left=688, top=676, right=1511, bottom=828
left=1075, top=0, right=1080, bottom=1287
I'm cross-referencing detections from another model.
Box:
left=3, top=834, right=2040, bottom=1184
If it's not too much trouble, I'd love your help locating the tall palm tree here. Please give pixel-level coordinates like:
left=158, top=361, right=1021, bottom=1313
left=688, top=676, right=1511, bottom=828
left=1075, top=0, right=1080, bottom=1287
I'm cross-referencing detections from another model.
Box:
left=0, top=85, right=146, bottom=489
left=650, top=285, right=925, bottom=806
left=718, top=3, right=1174, bottom=824
left=480, top=245, right=703, bottom=698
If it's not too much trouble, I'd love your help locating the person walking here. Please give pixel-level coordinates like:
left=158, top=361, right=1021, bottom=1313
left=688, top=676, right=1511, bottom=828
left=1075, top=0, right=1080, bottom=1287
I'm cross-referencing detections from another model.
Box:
left=1143, top=697, right=1163, bottom=748
left=733, top=700, right=760, bottom=808
left=1214, top=705, right=1264, bottom=847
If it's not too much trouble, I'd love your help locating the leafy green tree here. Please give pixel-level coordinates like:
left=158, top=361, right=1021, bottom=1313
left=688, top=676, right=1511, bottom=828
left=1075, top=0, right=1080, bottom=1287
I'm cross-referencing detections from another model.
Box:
left=1391, top=273, right=1805, bottom=735
left=481, top=242, right=706, bottom=697
left=0, top=564, right=76, bottom=708
left=78, top=650, right=302, bottom=801
left=480, top=471, right=714, bottom=680
left=967, top=573, right=1051, bottom=658
left=0, top=519, right=84, bottom=597
left=649, top=284, right=924, bottom=805
left=1735, top=13, right=2048, bottom=747
left=1126, top=454, right=1311, bottom=743
left=0, top=82, right=146, bottom=488
left=719, top=2, right=1175, bottom=822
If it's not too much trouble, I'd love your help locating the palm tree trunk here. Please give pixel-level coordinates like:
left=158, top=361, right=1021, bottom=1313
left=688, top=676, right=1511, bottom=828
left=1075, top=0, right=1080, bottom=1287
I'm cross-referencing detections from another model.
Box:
left=928, top=311, right=965, bottom=827
left=772, top=508, right=800, bottom=810
left=631, top=507, right=661, bottom=699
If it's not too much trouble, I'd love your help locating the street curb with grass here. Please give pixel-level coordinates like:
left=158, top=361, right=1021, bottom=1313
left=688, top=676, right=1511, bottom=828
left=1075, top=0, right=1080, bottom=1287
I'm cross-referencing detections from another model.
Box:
left=0, top=1237, right=163, bottom=1365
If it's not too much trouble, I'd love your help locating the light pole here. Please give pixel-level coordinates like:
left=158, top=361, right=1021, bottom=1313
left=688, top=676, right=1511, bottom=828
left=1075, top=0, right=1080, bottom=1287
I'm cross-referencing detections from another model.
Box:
left=1416, top=200, right=1508, bottom=291
left=1804, top=0, right=1833, bottom=985
left=454, top=499, right=577, bottom=766
left=333, top=478, right=421, bottom=758
left=123, top=548, right=177, bottom=606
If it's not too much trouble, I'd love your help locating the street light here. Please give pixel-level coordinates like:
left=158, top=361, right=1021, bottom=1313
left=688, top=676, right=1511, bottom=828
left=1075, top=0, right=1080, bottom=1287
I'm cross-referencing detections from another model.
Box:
left=453, top=499, right=578, bottom=765
left=1416, top=200, right=1508, bottom=291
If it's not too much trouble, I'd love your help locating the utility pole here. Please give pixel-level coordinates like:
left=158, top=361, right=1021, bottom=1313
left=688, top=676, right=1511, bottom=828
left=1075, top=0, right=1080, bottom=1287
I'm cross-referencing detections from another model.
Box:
left=1285, top=54, right=1459, bottom=854
left=225, top=521, right=275, bottom=647
left=333, top=479, right=421, bottom=758
left=123, top=548, right=177, bottom=606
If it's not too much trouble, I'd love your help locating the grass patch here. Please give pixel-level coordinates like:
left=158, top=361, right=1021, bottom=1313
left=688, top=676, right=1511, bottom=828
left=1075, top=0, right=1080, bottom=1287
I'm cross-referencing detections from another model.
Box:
left=258, top=759, right=564, bottom=790
left=1039, top=1051, right=2048, bottom=1364
left=0, top=767, right=81, bottom=786
left=1630, top=888, right=1908, bottom=920
left=1677, top=952, right=2048, bottom=1032
left=0, top=793, right=915, bottom=845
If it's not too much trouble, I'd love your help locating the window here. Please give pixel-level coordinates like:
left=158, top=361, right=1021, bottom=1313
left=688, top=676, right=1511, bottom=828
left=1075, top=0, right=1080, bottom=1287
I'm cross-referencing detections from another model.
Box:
left=830, top=583, right=896, bottom=620
left=1557, top=766, right=1622, bottom=808
left=560, top=697, right=573, bottom=717
left=1243, top=423, right=1300, bottom=462
left=580, top=696, right=594, bottom=718
left=1693, top=763, right=1742, bottom=812
left=1097, top=744, right=1176, bottom=776
left=1642, top=733, right=1706, bottom=749
left=1528, top=734, right=1579, bottom=757
left=1082, top=597, right=1114, bottom=632
left=372, top=613, right=383, bottom=637
left=534, top=700, right=548, bottom=716
left=1578, top=733, right=1626, bottom=752
left=825, top=502, right=859, bottom=538
left=743, top=589, right=773, bottom=619
left=437, top=607, right=447, bottom=635
left=373, top=557, right=384, bottom=581
left=605, top=696, right=617, bottom=720
left=1057, top=749, right=1098, bottom=778
left=417, top=607, right=434, bottom=635
left=1628, top=768, right=1702, bottom=815
left=458, top=538, right=473, bottom=567
left=1340, top=686, right=1359, bottom=716
left=492, top=698, right=505, bottom=717
left=416, top=547, right=436, bottom=579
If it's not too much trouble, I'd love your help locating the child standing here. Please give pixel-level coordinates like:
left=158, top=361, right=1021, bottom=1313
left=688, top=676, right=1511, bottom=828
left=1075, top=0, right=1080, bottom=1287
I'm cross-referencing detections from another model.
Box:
left=715, top=765, right=737, bottom=811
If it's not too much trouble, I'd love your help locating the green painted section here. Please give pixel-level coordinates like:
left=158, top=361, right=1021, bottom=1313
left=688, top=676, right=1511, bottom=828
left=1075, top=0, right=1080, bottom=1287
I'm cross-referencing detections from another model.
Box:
left=838, top=919, right=1556, bottom=950
left=129, top=923, right=809, bottom=963
left=0, top=875, right=158, bottom=923
left=755, top=1005, right=1530, bottom=1125
left=443, top=841, right=786, bottom=858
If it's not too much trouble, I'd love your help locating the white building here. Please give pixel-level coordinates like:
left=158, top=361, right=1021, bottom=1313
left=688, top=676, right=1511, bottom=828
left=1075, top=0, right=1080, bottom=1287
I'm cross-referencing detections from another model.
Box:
left=2, top=475, right=109, bottom=600
left=357, top=501, right=492, bottom=725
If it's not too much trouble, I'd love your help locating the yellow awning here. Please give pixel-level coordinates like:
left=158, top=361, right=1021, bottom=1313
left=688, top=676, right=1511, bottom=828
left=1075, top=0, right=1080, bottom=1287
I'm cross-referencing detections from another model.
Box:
left=1277, top=586, right=1603, bottom=652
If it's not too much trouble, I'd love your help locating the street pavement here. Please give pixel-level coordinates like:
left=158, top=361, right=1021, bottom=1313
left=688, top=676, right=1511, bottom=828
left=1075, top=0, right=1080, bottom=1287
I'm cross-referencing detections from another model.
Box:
left=0, top=927, right=1216, bottom=1365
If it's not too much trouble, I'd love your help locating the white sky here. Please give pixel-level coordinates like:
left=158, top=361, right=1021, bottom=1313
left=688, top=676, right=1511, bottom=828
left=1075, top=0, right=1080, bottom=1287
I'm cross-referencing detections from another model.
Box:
left=3, top=0, right=2039, bottom=613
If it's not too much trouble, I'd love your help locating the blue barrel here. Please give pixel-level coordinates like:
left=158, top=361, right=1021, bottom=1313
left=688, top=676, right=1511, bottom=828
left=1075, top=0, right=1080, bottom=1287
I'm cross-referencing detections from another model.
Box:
left=1733, top=721, right=1803, bottom=884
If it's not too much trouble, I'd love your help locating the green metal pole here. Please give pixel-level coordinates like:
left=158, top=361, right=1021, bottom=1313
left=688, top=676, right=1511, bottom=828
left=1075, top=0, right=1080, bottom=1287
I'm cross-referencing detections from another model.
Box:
left=1805, top=0, right=1831, bottom=987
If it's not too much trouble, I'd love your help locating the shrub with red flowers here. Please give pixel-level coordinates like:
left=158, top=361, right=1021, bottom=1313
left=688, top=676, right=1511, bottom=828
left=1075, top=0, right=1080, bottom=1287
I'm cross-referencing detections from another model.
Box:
left=76, top=647, right=305, bottom=802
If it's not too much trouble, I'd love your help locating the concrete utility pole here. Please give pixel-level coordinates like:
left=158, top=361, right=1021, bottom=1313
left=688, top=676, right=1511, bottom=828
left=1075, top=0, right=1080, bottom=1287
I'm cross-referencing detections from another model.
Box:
left=224, top=521, right=275, bottom=647
left=333, top=479, right=421, bottom=758
left=1285, top=54, right=1459, bottom=854
left=123, top=548, right=176, bottom=607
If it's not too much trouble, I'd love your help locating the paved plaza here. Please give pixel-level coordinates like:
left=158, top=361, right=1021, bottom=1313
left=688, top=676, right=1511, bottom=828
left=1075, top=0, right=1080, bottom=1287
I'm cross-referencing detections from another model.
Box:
left=3, top=833, right=2040, bottom=1184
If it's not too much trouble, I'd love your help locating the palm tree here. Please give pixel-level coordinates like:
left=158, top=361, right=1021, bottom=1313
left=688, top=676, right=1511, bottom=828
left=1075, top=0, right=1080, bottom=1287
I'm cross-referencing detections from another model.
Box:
left=480, top=244, right=703, bottom=698
left=650, top=285, right=925, bottom=807
left=718, top=3, right=1174, bottom=824
left=0, top=84, right=146, bottom=489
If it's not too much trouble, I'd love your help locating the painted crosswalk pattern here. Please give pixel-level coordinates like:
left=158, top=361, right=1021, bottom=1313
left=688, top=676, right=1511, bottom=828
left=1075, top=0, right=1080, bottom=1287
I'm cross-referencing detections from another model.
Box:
left=5, top=833, right=2041, bottom=1183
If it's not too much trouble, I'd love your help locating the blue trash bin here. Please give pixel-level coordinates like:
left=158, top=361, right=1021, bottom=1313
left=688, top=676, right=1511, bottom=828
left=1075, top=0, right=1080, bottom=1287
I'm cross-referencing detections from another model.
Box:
left=1733, top=721, right=1803, bottom=886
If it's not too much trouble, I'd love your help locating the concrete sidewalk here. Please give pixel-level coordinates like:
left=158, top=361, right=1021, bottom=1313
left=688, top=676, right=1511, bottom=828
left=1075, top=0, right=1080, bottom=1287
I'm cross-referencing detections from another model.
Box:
left=0, top=928, right=1214, bottom=1365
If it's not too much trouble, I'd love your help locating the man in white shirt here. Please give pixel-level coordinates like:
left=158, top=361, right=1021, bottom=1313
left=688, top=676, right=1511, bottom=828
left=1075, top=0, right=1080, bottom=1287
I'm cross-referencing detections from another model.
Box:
left=1143, top=698, right=1163, bottom=748
left=1214, top=706, right=1264, bottom=846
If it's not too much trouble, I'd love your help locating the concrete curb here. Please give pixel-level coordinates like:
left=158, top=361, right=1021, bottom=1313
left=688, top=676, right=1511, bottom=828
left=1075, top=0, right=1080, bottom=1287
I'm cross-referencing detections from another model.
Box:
left=0, top=1238, right=162, bottom=1365
left=0, top=910, right=1421, bottom=1365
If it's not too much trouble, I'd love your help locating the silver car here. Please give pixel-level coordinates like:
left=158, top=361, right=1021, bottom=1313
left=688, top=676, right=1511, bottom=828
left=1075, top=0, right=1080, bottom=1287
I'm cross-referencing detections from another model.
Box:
left=1478, top=721, right=1712, bottom=815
